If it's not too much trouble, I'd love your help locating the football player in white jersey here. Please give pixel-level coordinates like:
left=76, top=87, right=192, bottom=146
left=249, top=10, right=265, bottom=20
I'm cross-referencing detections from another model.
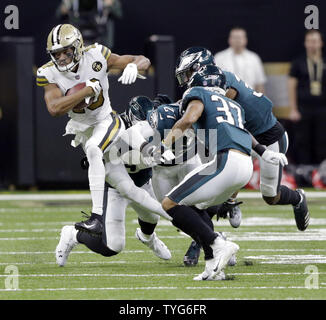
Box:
left=55, top=103, right=173, bottom=267
left=36, top=24, right=151, bottom=235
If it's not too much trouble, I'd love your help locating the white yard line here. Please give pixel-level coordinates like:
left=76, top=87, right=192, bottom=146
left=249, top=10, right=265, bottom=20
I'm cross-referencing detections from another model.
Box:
left=0, top=191, right=325, bottom=201
left=0, top=287, right=178, bottom=292
left=0, top=250, right=145, bottom=254
left=1, top=286, right=325, bottom=292
left=2, top=230, right=326, bottom=241
left=0, top=272, right=324, bottom=278
left=0, top=273, right=190, bottom=278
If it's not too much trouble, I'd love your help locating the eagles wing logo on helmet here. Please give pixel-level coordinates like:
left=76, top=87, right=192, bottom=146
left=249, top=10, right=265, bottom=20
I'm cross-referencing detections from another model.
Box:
left=47, top=24, right=84, bottom=72
left=149, top=110, right=158, bottom=129
left=175, top=47, right=215, bottom=87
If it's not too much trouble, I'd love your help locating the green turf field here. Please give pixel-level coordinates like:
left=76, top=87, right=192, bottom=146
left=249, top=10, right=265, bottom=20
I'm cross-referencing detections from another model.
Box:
left=0, top=190, right=325, bottom=300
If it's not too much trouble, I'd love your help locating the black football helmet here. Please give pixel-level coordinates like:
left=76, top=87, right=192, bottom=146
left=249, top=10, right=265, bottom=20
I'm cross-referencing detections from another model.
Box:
left=188, top=65, right=227, bottom=91
left=128, top=95, right=155, bottom=125
left=175, top=47, right=215, bottom=87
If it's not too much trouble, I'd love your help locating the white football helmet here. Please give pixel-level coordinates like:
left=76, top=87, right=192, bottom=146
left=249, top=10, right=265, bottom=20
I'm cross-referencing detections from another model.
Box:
left=46, top=24, right=84, bottom=72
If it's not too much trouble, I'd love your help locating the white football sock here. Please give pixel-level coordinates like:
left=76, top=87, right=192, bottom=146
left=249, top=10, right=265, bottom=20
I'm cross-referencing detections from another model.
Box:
left=87, top=145, right=105, bottom=216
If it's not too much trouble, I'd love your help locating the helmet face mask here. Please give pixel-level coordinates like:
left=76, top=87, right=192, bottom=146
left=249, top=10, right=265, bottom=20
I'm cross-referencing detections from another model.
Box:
left=47, top=24, right=84, bottom=72
left=175, top=47, right=215, bottom=87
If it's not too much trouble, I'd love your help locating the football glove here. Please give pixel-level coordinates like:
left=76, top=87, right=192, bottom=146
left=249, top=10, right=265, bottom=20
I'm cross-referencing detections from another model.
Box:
left=262, top=150, right=288, bottom=166
left=141, top=142, right=175, bottom=165
left=85, top=79, right=101, bottom=104
left=118, top=63, right=138, bottom=85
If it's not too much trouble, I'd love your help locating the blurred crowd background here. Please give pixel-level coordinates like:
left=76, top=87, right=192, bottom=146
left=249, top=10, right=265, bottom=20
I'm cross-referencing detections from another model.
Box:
left=1, top=0, right=326, bottom=190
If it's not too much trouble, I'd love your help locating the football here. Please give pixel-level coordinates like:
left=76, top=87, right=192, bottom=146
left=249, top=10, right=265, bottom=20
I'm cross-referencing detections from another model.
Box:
left=65, top=82, right=93, bottom=111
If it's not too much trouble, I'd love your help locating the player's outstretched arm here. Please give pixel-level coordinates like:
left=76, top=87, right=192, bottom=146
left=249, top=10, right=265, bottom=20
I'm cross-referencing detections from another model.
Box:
left=108, top=53, right=150, bottom=71
left=107, top=53, right=150, bottom=85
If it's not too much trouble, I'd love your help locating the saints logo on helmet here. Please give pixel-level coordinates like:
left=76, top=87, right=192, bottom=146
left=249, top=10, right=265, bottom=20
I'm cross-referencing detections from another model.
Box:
left=47, top=24, right=84, bottom=72
left=175, top=47, right=215, bottom=87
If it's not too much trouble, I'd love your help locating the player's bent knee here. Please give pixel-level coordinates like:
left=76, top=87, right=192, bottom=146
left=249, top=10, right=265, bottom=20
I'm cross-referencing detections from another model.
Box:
left=105, top=219, right=126, bottom=253
left=85, top=144, right=103, bottom=161
left=162, top=197, right=176, bottom=211
left=262, top=195, right=278, bottom=205
left=101, top=247, right=119, bottom=257
left=115, top=180, right=134, bottom=199
left=260, top=183, right=277, bottom=199
left=137, top=211, right=159, bottom=225
left=107, top=236, right=125, bottom=253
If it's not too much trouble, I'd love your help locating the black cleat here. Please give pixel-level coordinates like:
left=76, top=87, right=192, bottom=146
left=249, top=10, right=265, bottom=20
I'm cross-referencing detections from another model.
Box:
left=75, top=211, right=103, bottom=236
left=293, top=189, right=310, bottom=231
left=183, top=240, right=201, bottom=267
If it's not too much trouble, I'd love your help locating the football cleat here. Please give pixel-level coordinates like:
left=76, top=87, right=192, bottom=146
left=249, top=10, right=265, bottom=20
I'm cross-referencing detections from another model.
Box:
left=135, top=228, right=171, bottom=260
left=55, top=225, right=78, bottom=267
left=217, top=200, right=243, bottom=228
left=227, top=254, right=237, bottom=266
left=75, top=211, right=103, bottom=236
left=183, top=240, right=201, bottom=267
left=220, top=232, right=237, bottom=266
left=194, top=233, right=239, bottom=281
left=293, top=189, right=310, bottom=231
left=193, top=268, right=226, bottom=281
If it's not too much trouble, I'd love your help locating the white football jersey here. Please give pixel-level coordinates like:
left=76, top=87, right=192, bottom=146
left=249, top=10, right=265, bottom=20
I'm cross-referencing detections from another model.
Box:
left=37, top=43, right=112, bottom=126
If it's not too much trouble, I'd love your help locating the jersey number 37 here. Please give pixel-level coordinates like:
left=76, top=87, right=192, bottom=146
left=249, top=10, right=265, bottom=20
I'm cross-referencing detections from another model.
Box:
left=211, top=95, right=244, bottom=129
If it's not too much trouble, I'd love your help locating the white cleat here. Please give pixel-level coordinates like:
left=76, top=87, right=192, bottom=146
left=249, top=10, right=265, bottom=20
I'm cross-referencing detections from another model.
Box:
left=135, top=228, right=171, bottom=260
left=227, top=254, right=237, bottom=267
left=193, top=263, right=226, bottom=281
left=194, top=233, right=239, bottom=280
left=55, top=225, right=78, bottom=267
left=220, top=232, right=237, bottom=266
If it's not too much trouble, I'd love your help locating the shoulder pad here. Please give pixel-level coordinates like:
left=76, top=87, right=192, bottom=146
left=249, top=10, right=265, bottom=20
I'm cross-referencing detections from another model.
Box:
left=40, top=61, right=54, bottom=70
left=84, top=43, right=98, bottom=52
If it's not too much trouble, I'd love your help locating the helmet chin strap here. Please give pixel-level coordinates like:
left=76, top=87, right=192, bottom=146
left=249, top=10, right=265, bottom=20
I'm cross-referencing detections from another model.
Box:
left=55, top=60, right=77, bottom=72
left=50, top=46, right=80, bottom=72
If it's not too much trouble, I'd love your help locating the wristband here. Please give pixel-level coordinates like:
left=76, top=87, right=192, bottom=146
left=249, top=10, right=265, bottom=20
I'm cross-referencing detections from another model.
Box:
left=253, top=144, right=266, bottom=156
